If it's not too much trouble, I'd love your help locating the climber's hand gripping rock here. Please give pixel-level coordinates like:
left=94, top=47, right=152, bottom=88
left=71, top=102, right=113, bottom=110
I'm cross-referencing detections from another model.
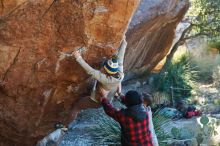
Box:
left=72, top=49, right=81, bottom=59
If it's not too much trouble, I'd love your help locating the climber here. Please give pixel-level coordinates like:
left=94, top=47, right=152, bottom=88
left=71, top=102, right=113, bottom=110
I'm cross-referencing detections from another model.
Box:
left=100, top=90, right=153, bottom=146
left=69, top=36, right=127, bottom=122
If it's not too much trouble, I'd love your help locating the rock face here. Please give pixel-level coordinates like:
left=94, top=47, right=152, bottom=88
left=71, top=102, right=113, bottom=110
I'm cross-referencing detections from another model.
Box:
left=0, top=0, right=188, bottom=145
left=124, top=0, right=189, bottom=78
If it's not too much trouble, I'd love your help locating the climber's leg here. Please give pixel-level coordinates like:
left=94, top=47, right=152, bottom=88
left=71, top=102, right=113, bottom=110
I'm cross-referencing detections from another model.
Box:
left=68, top=96, right=101, bottom=122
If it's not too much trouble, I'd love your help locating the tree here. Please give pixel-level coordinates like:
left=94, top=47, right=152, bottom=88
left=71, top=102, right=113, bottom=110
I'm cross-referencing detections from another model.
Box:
left=161, top=0, right=220, bottom=72
left=186, top=0, right=220, bottom=39
left=154, top=0, right=220, bottom=100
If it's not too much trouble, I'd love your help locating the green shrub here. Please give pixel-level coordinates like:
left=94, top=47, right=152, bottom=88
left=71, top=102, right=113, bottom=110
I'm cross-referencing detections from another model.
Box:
left=153, top=53, right=198, bottom=101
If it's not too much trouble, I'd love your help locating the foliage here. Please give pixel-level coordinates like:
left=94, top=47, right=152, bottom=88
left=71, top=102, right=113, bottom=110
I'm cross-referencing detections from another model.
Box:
left=186, top=0, right=220, bottom=40
left=85, top=108, right=171, bottom=145
left=209, top=39, right=220, bottom=51
left=213, top=66, right=220, bottom=88
left=87, top=113, right=121, bottom=145
left=187, top=38, right=220, bottom=84
left=152, top=110, right=171, bottom=146
left=152, top=92, right=171, bottom=105
left=155, top=0, right=220, bottom=94
left=190, top=53, right=216, bottom=83
left=171, top=127, right=194, bottom=140
left=153, top=53, right=198, bottom=101
left=151, top=0, right=220, bottom=103
left=159, top=0, right=220, bottom=95
left=198, top=116, right=219, bottom=145
left=213, top=98, right=220, bottom=106
left=200, top=116, right=209, bottom=125
left=78, top=109, right=121, bottom=145
left=171, top=127, right=180, bottom=139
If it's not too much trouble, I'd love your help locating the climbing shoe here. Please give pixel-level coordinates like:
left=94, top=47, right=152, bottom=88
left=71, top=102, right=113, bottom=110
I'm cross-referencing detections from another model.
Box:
left=54, top=122, right=68, bottom=131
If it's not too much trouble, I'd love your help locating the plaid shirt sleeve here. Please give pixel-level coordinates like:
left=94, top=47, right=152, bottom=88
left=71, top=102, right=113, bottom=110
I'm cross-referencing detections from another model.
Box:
left=101, top=98, right=122, bottom=122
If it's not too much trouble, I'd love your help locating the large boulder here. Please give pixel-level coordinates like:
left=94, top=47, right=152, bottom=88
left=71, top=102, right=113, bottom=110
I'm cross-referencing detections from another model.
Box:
left=124, top=0, right=189, bottom=78
left=0, top=0, right=189, bottom=145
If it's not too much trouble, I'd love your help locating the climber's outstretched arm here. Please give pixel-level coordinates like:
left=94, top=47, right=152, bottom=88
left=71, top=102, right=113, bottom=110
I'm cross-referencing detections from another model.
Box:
left=73, top=51, right=119, bottom=84
left=117, top=38, right=127, bottom=73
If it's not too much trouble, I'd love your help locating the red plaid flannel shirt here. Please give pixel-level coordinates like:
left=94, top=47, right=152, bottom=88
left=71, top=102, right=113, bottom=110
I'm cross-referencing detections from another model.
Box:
left=101, top=98, right=153, bottom=146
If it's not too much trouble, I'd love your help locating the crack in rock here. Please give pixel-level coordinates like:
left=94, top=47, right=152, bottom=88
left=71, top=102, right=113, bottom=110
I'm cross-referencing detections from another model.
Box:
left=2, top=47, right=21, bottom=82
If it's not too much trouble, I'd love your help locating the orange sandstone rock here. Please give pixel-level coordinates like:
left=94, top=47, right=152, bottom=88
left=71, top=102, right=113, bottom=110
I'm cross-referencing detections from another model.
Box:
left=0, top=0, right=188, bottom=145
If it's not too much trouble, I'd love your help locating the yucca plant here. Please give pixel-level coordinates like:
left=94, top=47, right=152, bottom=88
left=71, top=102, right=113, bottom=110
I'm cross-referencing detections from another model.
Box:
left=87, top=113, right=121, bottom=145
left=79, top=109, right=121, bottom=145
left=153, top=109, right=171, bottom=146
left=84, top=108, right=171, bottom=145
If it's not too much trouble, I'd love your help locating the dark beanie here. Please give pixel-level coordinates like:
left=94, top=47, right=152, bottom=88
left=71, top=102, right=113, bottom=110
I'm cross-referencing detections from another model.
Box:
left=125, top=90, right=143, bottom=107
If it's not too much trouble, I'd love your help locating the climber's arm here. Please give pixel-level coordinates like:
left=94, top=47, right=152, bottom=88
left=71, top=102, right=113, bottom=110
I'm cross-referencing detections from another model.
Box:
left=117, top=38, right=127, bottom=73
left=73, top=51, right=117, bottom=84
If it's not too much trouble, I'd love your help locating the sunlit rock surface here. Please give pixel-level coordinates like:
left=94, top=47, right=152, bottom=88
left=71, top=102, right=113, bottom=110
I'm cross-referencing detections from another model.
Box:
left=0, top=0, right=188, bottom=145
